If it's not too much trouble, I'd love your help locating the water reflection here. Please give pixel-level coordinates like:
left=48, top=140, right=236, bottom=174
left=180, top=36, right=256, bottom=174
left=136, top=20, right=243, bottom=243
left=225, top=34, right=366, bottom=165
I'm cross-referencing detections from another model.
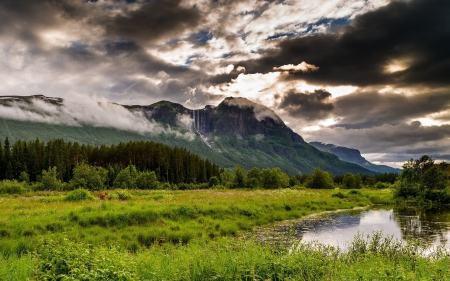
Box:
left=260, top=207, right=450, bottom=251
left=393, top=207, right=450, bottom=248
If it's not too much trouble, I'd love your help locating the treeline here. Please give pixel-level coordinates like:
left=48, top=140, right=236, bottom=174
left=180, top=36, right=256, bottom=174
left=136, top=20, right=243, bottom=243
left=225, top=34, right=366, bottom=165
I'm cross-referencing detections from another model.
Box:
left=0, top=138, right=398, bottom=192
left=0, top=138, right=219, bottom=185
left=295, top=170, right=398, bottom=189
left=207, top=166, right=396, bottom=190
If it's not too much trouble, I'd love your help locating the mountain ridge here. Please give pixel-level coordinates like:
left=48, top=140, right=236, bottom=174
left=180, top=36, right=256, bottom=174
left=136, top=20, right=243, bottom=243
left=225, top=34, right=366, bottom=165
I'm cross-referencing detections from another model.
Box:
left=309, top=141, right=401, bottom=174
left=0, top=95, right=377, bottom=175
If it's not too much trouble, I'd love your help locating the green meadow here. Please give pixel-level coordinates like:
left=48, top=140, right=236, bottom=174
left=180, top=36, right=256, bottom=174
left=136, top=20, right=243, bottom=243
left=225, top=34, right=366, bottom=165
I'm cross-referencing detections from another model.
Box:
left=0, top=188, right=392, bottom=254
left=3, top=188, right=447, bottom=280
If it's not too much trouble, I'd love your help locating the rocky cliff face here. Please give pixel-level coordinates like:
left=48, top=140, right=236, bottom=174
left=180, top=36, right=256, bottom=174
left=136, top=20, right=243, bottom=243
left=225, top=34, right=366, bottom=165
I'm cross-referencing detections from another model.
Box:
left=133, top=96, right=375, bottom=175
left=186, top=97, right=303, bottom=145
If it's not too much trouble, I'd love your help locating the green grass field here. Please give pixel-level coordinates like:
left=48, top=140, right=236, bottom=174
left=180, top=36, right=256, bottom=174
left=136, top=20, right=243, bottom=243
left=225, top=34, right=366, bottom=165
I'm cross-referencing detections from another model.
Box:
left=5, top=188, right=445, bottom=280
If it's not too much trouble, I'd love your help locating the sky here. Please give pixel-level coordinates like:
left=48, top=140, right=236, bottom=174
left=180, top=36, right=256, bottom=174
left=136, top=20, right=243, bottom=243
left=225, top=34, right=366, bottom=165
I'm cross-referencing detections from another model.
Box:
left=0, top=0, right=449, bottom=168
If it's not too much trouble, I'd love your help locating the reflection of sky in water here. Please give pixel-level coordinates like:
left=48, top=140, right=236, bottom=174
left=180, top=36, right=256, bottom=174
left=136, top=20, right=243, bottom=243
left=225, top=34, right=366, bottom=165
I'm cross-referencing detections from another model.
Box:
left=300, top=210, right=402, bottom=249
left=295, top=209, right=450, bottom=251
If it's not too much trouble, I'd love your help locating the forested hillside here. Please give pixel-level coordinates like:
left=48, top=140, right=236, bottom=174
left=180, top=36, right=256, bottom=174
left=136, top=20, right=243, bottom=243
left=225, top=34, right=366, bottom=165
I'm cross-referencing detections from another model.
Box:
left=0, top=138, right=219, bottom=184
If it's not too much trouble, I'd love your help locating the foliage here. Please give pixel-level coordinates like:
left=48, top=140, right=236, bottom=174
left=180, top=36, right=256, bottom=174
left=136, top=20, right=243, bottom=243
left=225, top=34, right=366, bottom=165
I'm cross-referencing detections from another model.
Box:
left=261, top=168, right=289, bottom=189
left=135, top=171, right=158, bottom=189
left=231, top=164, right=246, bottom=188
left=2, top=233, right=449, bottom=280
left=41, top=167, right=64, bottom=191
left=342, top=173, right=356, bottom=189
left=114, top=190, right=132, bottom=201
left=114, top=164, right=139, bottom=189
left=0, top=180, right=28, bottom=194
left=64, top=189, right=95, bottom=201
left=70, top=163, right=107, bottom=190
left=0, top=138, right=220, bottom=185
left=208, top=176, right=220, bottom=187
left=305, top=167, right=335, bottom=189
left=394, top=155, right=450, bottom=204
left=18, top=171, right=30, bottom=184
left=34, top=238, right=136, bottom=281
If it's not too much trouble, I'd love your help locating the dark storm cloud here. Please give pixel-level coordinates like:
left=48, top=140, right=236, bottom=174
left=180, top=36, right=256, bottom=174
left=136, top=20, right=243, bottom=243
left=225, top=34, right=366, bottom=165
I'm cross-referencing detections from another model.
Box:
left=104, top=0, right=203, bottom=43
left=0, top=0, right=87, bottom=38
left=278, top=89, right=334, bottom=120
left=242, top=0, right=450, bottom=87
left=333, top=90, right=450, bottom=129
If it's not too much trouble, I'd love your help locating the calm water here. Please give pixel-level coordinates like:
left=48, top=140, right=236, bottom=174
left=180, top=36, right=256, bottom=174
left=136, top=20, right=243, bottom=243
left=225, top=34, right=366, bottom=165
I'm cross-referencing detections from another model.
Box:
left=261, top=207, right=450, bottom=251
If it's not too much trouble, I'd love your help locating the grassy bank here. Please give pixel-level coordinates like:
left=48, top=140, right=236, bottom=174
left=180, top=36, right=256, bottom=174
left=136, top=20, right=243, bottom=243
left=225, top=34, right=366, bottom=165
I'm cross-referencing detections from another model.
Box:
left=0, top=188, right=392, bottom=256
left=0, top=232, right=448, bottom=280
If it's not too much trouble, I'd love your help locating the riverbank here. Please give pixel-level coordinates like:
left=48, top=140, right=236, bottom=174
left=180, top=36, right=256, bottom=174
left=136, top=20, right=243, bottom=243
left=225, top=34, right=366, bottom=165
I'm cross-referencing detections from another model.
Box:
left=0, top=188, right=399, bottom=280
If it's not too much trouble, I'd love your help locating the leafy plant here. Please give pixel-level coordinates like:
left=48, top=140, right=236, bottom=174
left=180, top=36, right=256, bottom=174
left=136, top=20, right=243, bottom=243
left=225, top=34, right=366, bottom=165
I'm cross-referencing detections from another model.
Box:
left=64, top=189, right=95, bottom=201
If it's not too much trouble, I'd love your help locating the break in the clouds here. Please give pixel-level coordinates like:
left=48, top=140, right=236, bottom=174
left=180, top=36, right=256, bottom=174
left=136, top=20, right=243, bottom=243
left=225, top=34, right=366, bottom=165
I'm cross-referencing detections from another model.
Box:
left=0, top=0, right=449, bottom=167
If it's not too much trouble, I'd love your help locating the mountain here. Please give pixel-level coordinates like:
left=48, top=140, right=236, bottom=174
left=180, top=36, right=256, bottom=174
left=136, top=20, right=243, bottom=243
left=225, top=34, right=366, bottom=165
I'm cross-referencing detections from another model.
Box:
left=0, top=95, right=375, bottom=175
left=309, top=142, right=401, bottom=174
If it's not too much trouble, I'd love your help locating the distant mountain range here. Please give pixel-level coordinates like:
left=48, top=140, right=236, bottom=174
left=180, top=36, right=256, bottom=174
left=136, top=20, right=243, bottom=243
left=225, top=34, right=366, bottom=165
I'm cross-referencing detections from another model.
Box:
left=0, top=95, right=392, bottom=175
left=310, top=142, right=401, bottom=174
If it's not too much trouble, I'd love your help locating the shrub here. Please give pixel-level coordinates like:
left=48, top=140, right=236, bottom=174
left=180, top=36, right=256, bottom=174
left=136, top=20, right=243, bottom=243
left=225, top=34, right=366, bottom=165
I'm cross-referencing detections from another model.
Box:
left=208, top=176, right=220, bottom=187
left=64, top=189, right=95, bottom=201
left=18, top=171, right=30, bottom=184
left=332, top=191, right=347, bottom=199
left=159, top=182, right=171, bottom=190
left=41, top=167, right=63, bottom=191
left=348, top=189, right=362, bottom=196
left=0, top=180, right=28, bottom=194
left=393, top=178, right=421, bottom=198
left=70, top=163, right=107, bottom=191
left=115, top=190, right=132, bottom=201
left=135, top=171, right=158, bottom=189
left=114, top=164, right=139, bottom=189
left=374, top=182, right=391, bottom=189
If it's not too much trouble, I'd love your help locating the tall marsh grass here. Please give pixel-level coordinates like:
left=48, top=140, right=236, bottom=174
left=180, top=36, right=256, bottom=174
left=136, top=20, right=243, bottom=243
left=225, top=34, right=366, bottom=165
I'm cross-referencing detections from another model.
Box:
left=0, top=233, right=448, bottom=280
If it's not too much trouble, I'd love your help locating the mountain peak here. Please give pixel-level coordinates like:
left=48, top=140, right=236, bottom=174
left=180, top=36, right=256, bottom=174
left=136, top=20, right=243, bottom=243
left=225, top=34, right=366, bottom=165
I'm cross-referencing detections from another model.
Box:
left=219, top=96, right=283, bottom=123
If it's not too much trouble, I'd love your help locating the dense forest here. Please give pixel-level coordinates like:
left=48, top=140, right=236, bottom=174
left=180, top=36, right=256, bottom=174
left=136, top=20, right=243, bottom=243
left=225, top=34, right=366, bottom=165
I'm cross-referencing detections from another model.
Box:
left=0, top=138, right=399, bottom=191
left=0, top=138, right=219, bottom=184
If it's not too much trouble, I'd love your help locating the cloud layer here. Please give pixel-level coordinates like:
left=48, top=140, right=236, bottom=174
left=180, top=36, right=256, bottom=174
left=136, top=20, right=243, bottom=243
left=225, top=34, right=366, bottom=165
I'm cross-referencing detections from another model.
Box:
left=0, top=0, right=449, bottom=167
left=0, top=95, right=196, bottom=140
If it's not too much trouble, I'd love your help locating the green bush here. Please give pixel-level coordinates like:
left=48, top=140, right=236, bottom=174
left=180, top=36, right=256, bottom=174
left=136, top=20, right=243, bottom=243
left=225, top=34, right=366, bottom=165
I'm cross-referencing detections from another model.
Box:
left=70, top=163, right=107, bottom=191
left=136, top=171, right=158, bottom=189
left=115, top=190, right=132, bottom=201
left=332, top=191, right=347, bottom=198
left=41, top=167, right=63, bottom=191
left=208, top=176, right=220, bottom=187
left=374, top=182, right=391, bottom=189
left=393, top=178, right=421, bottom=198
left=0, top=180, right=28, bottom=194
left=64, top=189, right=95, bottom=201
left=348, top=189, right=362, bottom=196
left=113, top=165, right=138, bottom=189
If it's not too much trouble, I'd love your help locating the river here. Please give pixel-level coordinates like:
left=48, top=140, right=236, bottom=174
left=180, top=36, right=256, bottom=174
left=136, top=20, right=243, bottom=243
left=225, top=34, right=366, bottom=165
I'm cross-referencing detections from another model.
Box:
left=258, top=207, right=450, bottom=251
